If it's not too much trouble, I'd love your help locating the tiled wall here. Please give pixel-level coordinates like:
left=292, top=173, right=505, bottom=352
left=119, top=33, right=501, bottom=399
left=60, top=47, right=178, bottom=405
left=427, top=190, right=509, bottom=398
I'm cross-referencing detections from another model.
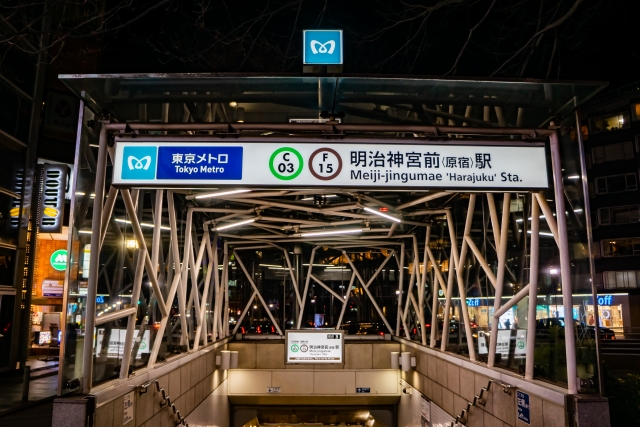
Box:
left=35, top=238, right=67, bottom=296
left=398, top=379, right=453, bottom=427
left=186, top=379, right=229, bottom=427
left=398, top=341, right=566, bottom=427
left=94, top=347, right=228, bottom=427
left=228, top=341, right=401, bottom=370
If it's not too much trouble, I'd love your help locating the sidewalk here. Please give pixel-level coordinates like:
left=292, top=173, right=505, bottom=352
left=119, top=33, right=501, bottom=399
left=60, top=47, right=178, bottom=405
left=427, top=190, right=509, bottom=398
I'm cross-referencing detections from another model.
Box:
left=0, top=358, right=59, bottom=415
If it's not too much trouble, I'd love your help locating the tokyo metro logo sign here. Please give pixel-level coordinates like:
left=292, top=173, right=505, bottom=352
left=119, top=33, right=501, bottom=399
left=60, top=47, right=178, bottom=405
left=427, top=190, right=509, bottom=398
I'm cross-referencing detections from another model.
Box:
left=303, top=30, right=343, bottom=65
left=310, top=40, right=336, bottom=55
left=127, top=155, right=152, bottom=171
left=121, top=146, right=157, bottom=180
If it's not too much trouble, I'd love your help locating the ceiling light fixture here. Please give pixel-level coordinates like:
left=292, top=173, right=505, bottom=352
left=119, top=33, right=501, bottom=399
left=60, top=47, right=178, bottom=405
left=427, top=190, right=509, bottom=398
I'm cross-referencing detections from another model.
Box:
left=363, top=206, right=402, bottom=223
left=298, top=228, right=363, bottom=237
left=114, top=218, right=171, bottom=230
left=194, top=189, right=251, bottom=200
left=212, top=217, right=259, bottom=231
left=301, top=194, right=338, bottom=201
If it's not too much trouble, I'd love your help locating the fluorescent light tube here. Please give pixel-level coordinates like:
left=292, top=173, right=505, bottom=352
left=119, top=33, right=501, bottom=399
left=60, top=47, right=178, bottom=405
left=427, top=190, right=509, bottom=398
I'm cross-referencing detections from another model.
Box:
left=363, top=207, right=401, bottom=223
left=299, top=228, right=363, bottom=237
left=213, top=218, right=256, bottom=231
left=301, top=194, right=338, bottom=200
left=194, top=189, right=251, bottom=199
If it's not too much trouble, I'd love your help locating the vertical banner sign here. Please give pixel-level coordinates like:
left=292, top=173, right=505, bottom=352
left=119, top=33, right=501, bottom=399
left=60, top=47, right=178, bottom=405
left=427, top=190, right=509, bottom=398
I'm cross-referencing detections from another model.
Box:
left=303, top=29, right=343, bottom=65
left=40, top=164, right=67, bottom=233
left=517, top=391, right=531, bottom=425
left=515, top=330, right=527, bottom=358
left=496, top=330, right=512, bottom=357
left=123, top=391, right=134, bottom=425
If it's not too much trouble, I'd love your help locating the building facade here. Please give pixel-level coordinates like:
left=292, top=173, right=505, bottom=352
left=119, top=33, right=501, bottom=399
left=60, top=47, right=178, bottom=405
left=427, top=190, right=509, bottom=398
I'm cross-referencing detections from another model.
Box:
left=582, top=83, right=640, bottom=334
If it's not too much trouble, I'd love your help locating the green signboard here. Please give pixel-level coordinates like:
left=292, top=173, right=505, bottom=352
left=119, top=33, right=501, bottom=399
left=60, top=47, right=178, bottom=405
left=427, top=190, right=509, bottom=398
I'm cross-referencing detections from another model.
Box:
left=50, top=249, right=68, bottom=271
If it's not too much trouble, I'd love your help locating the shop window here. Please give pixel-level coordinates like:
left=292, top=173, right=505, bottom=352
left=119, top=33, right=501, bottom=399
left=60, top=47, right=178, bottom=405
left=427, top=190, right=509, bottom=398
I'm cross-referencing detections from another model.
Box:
left=595, top=173, right=638, bottom=194
left=601, top=237, right=640, bottom=257
left=591, top=142, right=634, bottom=164
left=589, top=112, right=630, bottom=134
left=598, top=205, right=640, bottom=225
left=632, top=103, right=640, bottom=121
left=604, top=271, right=640, bottom=288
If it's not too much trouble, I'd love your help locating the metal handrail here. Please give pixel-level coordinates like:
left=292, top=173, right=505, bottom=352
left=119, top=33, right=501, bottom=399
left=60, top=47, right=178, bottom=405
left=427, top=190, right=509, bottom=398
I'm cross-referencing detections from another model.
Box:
left=139, top=379, right=189, bottom=427
left=450, top=379, right=514, bottom=426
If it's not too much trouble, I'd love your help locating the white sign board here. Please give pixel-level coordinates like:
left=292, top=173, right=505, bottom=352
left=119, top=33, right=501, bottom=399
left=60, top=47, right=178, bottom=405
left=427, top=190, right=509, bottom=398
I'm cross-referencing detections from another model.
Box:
left=478, top=331, right=488, bottom=355
left=515, top=330, right=527, bottom=358
left=95, top=329, right=151, bottom=359
left=496, top=330, right=512, bottom=356
left=113, top=140, right=549, bottom=190
left=123, top=391, right=134, bottom=424
left=285, top=330, right=344, bottom=363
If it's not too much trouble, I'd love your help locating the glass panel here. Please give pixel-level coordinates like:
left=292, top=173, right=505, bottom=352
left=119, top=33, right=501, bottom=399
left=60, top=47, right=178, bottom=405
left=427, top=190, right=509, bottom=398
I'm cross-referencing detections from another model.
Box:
left=592, top=146, right=604, bottom=163
left=623, top=142, right=634, bottom=158
left=605, top=272, right=615, bottom=288
left=604, top=144, right=623, bottom=161
left=589, top=112, right=630, bottom=134
left=632, top=103, right=640, bottom=121
left=598, top=208, right=610, bottom=225
left=615, top=272, right=625, bottom=288
left=610, top=206, right=630, bottom=224
left=595, top=178, right=607, bottom=194
left=627, top=271, right=636, bottom=288
left=606, top=175, right=627, bottom=193
left=627, top=174, right=638, bottom=190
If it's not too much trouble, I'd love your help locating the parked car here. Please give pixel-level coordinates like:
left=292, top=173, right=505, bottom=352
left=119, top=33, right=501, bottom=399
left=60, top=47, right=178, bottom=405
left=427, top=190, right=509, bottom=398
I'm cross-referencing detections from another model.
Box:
left=411, top=319, right=479, bottom=343
left=536, top=318, right=615, bottom=340
left=340, top=322, right=389, bottom=336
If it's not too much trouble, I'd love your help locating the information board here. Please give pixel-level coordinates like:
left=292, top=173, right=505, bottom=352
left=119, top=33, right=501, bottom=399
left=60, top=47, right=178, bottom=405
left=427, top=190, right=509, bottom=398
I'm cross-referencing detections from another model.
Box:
left=123, top=391, right=134, bottom=424
left=95, top=329, right=151, bottom=359
left=496, top=330, right=512, bottom=356
left=285, top=330, right=344, bottom=364
left=517, top=390, right=531, bottom=424
left=113, top=140, right=549, bottom=190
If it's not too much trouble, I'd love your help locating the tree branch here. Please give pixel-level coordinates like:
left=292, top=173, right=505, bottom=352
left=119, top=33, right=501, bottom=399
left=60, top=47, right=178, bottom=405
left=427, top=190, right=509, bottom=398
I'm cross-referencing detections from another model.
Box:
left=490, top=0, right=584, bottom=77
left=444, top=0, right=497, bottom=76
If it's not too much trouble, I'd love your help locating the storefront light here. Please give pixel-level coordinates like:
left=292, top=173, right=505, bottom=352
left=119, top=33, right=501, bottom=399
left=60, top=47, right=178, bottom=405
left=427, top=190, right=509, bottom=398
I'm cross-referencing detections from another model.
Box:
left=125, top=239, right=139, bottom=250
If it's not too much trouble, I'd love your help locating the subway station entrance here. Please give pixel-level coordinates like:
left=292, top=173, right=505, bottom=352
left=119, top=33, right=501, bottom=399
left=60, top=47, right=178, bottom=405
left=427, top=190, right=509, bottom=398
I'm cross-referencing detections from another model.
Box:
left=53, top=75, right=607, bottom=427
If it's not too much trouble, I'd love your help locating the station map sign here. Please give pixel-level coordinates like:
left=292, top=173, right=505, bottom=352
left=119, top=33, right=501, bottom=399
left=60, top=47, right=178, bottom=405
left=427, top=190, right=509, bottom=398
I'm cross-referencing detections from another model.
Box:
left=285, top=330, right=344, bottom=364
left=113, top=141, right=549, bottom=190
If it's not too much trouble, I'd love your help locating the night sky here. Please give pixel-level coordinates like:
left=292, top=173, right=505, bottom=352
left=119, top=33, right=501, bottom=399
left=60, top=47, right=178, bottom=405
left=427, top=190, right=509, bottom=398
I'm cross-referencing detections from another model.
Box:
left=84, top=0, right=640, bottom=88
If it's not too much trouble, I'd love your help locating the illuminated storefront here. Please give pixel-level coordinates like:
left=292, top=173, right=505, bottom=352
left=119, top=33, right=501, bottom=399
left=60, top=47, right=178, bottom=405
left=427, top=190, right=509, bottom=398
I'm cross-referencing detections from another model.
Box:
left=438, top=293, right=630, bottom=334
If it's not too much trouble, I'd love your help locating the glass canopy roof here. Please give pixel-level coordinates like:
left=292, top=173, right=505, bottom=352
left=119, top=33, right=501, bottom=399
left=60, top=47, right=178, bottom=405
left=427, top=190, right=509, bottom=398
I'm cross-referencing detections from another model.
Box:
left=59, top=73, right=606, bottom=128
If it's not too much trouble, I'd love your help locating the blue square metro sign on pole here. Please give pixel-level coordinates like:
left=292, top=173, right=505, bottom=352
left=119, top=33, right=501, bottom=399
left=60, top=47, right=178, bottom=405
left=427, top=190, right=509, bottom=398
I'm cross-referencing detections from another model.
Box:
left=303, top=29, right=343, bottom=65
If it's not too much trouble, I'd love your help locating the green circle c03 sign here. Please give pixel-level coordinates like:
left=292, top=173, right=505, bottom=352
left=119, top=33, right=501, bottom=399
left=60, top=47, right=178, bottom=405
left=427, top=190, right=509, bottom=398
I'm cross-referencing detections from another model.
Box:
left=269, top=147, right=304, bottom=181
left=50, top=249, right=68, bottom=271
left=291, top=344, right=299, bottom=352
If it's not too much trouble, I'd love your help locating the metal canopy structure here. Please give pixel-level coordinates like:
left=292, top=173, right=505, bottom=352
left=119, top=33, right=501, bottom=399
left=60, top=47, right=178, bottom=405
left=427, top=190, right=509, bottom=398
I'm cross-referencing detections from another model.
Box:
left=57, top=74, right=606, bottom=398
